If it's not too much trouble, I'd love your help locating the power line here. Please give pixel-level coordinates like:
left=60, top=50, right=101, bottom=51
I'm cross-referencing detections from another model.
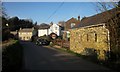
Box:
left=2, top=2, right=65, bottom=29
left=45, top=2, right=64, bottom=22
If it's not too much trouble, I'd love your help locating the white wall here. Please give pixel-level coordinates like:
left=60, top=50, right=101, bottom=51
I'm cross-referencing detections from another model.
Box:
left=38, top=29, right=48, bottom=37
left=49, top=24, right=61, bottom=36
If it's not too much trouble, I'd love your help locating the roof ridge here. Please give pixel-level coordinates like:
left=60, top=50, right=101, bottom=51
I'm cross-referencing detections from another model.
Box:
left=76, top=8, right=119, bottom=28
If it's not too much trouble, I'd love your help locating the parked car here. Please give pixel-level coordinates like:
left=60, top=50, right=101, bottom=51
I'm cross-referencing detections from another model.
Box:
left=36, top=38, right=50, bottom=46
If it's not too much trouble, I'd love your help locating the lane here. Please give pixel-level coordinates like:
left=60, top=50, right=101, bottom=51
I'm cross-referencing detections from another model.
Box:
left=21, top=41, right=110, bottom=70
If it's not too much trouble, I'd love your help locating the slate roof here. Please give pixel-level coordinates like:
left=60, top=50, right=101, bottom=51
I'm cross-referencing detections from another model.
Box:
left=66, top=17, right=80, bottom=25
left=19, top=28, right=33, bottom=32
left=75, top=8, right=120, bottom=28
left=38, top=23, right=50, bottom=29
left=65, top=17, right=80, bottom=30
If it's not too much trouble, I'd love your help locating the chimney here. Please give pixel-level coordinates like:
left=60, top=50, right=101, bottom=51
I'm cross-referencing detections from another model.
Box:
left=50, top=22, right=53, bottom=26
left=78, top=16, right=80, bottom=20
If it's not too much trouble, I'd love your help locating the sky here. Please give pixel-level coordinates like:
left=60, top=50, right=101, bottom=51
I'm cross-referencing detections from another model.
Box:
left=3, top=2, right=100, bottom=24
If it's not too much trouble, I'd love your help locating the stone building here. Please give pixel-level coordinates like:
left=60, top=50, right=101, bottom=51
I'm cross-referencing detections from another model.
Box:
left=70, top=8, right=120, bottom=60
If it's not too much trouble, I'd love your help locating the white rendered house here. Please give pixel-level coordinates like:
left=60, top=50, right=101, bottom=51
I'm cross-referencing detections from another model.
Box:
left=38, top=29, right=49, bottom=37
left=38, top=23, right=50, bottom=37
left=49, top=23, right=61, bottom=36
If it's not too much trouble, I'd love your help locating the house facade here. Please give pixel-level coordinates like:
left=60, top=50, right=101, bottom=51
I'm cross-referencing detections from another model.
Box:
left=63, top=16, right=80, bottom=40
left=70, top=8, right=120, bottom=60
left=65, top=16, right=80, bottom=31
left=49, top=23, right=61, bottom=36
left=18, top=28, right=34, bottom=41
left=38, top=23, right=50, bottom=37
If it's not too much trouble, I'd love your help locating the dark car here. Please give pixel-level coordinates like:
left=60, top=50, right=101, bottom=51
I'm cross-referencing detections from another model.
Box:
left=36, top=38, right=50, bottom=46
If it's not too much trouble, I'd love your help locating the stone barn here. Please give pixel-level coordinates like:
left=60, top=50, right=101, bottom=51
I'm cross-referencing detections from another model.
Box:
left=70, top=8, right=120, bottom=60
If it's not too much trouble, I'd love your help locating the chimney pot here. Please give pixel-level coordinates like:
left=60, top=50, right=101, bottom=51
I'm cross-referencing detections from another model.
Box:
left=78, top=16, right=80, bottom=20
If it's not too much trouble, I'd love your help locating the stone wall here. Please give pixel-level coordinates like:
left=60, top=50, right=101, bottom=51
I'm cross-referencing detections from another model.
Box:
left=70, top=24, right=110, bottom=60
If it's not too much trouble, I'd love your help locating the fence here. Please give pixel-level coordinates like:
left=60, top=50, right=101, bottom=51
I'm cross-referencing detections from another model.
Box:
left=52, top=39, right=70, bottom=50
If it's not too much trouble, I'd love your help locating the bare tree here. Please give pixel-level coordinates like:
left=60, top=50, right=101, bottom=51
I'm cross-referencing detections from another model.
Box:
left=94, top=1, right=118, bottom=12
left=1, top=2, right=8, bottom=18
left=94, top=1, right=120, bottom=61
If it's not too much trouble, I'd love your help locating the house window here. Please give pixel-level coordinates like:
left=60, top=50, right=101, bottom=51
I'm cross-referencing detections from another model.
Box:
left=87, top=32, right=97, bottom=42
left=76, top=32, right=78, bottom=35
left=55, top=31, right=57, bottom=34
left=87, top=34, right=89, bottom=41
left=27, top=37, right=29, bottom=39
left=50, top=29, right=53, bottom=32
left=22, top=33, right=26, bottom=34
left=95, top=33, right=97, bottom=42
left=82, top=34, right=87, bottom=41
left=23, top=37, right=25, bottom=40
left=71, top=23, right=75, bottom=28
left=30, top=33, right=32, bottom=34
left=55, top=27, right=57, bottom=30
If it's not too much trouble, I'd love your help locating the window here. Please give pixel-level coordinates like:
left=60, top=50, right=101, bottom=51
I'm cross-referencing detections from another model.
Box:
left=82, top=34, right=87, bottom=41
left=87, top=34, right=89, bottom=41
left=22, top=33, right=26, bottom=34
left=71, top=23, right=75, bottom=28
left=87, top=32, right=97, bottom=42
left=76, top=32, right=78, bottom=35
left=23, top=37, right=25, bottom=40
left=95, top=33, right=97, bottom=42
left=27, top=37, right=29, bottom=39
left=55, top=27, right=57, bottom=30
left=50, top=29, right=52, bottom=31
left=55, top=31, right=57, bottom=34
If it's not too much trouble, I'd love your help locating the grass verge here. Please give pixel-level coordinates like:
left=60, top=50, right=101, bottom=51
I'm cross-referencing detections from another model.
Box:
left=2, top=40, right=23, bottom=72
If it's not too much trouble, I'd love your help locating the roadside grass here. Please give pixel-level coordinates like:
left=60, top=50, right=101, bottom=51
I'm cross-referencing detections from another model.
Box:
left=2, top=40, right=23, bottom=72
left=50, top=45, right=119, bottom=71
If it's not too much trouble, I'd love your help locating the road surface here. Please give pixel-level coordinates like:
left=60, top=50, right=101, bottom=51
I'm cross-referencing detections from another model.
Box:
left=21, top=41, right=111, bottom=71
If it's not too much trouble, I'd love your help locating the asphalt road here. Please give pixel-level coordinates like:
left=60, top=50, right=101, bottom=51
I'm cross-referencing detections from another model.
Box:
left=21, top=41, right=111, bottom=71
